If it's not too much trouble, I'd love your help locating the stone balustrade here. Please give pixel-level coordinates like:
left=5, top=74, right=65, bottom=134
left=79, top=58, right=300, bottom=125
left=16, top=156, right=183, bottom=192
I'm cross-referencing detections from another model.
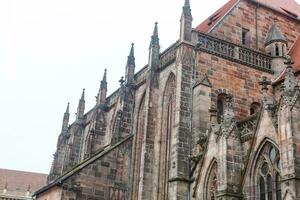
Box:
left=196, top=32, right=272, bottom=72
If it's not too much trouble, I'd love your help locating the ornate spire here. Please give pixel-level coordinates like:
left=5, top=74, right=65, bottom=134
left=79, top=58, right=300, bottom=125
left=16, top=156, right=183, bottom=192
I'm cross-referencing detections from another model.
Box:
left=97, top=69, right=107, bottom=105
left=150, top=22, right=159, bottom=48
left=76, top=89, right=85, bottom=120
left=284, top=56, right=298, bottom=97
left=125, top=43, right=135, bottom=85
left=180, top=0, right=193, bottom=42
left=61, top=102, right=70, bottom=133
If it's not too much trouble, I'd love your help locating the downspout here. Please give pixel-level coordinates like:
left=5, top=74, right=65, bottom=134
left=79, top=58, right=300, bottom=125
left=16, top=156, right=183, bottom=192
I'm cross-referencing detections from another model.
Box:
left=255, top=2, right=259, bottom=49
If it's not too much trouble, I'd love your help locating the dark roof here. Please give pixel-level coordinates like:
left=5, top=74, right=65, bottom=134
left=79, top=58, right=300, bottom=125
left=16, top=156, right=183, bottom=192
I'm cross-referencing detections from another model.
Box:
left=0, top=169, right=47, bottom=195
left=265, top=24, right=287, bottom=45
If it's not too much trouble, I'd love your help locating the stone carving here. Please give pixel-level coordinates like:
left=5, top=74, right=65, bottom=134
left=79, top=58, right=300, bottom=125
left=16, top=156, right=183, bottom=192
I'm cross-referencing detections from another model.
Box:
left=238, top=113, right=259, bottom=142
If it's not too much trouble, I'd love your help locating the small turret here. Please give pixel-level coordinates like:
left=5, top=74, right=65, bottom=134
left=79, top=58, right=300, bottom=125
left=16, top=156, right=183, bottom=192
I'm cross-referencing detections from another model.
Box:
left=76, top=89, right=85, bottom=120
left=265, top=23, right=288, bottom=74
left=97, top=69, right=107, bottom=105
left=125, top=43, right=135, bottom=85
left=61, top=102, right=70, bottom=133
left=180, top=0, right=193, bottom=42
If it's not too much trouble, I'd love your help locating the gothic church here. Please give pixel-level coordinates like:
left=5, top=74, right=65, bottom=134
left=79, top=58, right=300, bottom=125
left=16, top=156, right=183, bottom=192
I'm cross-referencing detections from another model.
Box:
left=34, top=0, right=300, bottom=199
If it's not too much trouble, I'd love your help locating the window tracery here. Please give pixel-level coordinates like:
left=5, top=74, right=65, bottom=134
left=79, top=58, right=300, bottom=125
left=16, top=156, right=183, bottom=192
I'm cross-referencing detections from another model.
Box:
left=256, top=143, right=281, bottom=200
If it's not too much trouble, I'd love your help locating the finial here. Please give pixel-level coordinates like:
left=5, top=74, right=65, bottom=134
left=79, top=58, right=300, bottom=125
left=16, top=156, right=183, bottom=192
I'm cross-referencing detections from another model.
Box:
left=130, top=43, right=134, bottom=57
left=283, top=56, right=298, bottom=96
left=153, top=22, right=158, bottom=36
left=259, top=76, right=272, bottom=106
left=184, top=0, right=190, bottom=8
left=102, top=69, right=107, bottom=82
left=119, top=76, right=125, bottom=86
left=66, top=102, right=70, bottom=113
left=150, top=22, right=159, bottom=47
left=259, top=76, right=271, bottom=91
left=81, top=88, right=85, bottom=100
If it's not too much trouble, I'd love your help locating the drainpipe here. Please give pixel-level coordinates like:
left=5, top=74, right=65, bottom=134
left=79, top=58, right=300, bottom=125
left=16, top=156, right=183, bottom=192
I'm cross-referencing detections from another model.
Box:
left=255, top=2, right=260, bottom=49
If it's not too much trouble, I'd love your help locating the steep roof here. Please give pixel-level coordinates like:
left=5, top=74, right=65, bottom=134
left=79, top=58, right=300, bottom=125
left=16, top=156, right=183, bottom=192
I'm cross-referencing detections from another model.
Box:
left=0, top=169, right=47, bottom=196
left=195, top=0, right=300, bottom=33
left=195, top=0, right=239, bottom=33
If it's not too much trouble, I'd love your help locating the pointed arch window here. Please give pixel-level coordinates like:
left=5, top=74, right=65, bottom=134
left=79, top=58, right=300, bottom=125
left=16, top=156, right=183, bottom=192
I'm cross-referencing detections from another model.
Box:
left=256, top=143, right=281, bottom=200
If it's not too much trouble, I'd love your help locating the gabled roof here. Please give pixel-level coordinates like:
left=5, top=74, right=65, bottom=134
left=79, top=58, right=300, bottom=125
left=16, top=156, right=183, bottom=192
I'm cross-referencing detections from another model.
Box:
left=195, top=0, right=300, bottom=33
left=265, top=24, right=287, bottom=45
left=0, top=169, right=47, bottom=196
left=195, top=0, right=239, bottom=33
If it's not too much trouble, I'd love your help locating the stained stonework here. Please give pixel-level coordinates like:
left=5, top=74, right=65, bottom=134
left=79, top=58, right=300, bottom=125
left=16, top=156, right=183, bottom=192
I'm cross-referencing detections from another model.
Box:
left=35, top=0, right=300, bottom=200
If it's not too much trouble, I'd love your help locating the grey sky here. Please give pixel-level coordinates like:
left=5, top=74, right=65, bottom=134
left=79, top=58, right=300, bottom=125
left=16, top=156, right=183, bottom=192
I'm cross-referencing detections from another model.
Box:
left=1, top=0, right=299, bottom=174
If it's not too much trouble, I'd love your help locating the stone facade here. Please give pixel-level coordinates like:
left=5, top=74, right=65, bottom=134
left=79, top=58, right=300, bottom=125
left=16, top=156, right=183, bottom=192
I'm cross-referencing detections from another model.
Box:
left=35, top=0, right=300, bottom=199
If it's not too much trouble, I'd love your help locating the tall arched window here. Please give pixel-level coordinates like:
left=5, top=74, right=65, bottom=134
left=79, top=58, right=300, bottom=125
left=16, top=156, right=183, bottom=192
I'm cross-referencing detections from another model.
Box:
left=217, top=94, right=226, bottom=123
left=158, top=73, right=176, bottom=200
left=255, top=142, right=281, bottom=200
left=206, top=161, right=218, bottom=200
left=131, top=94, right=146, bottom=200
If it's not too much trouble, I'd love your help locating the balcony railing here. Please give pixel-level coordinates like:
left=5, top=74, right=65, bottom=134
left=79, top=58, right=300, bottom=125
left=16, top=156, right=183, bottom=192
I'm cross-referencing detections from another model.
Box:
left=196, top=33, right=272, bottom=72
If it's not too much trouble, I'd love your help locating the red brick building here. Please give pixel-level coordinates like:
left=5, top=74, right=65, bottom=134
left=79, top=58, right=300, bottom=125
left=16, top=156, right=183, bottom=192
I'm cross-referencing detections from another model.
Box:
left=35, top=0, right=300, bottom=199
left=0, top=169, right=47, bottom=200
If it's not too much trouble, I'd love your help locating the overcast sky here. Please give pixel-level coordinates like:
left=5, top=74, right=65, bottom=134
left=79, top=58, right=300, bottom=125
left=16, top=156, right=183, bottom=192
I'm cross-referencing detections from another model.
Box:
left=1, top=0, right=299, bottom=174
